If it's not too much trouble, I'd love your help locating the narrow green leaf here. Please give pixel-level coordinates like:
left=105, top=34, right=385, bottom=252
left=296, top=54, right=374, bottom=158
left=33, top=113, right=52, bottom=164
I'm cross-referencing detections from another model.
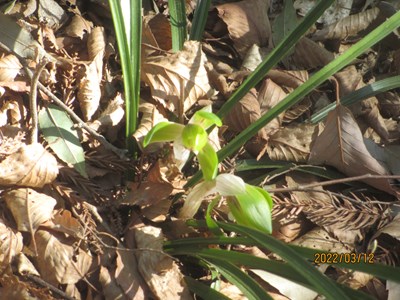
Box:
left=197, top=142, right=218, bottom=180
left=143, top=122, right=184, bottom=147
left=311, top=75, right=400, bottom=123
left=185, top=276, right=231, bottom=300
left=206, top=258, right=273, bottom=300
left=206, top=197, right=223, bottom=236
left=39, top=104, right=87, bottom=178
left=169, top=0, right=187, bottom=51
left=167, top=247, right=374, bottom=300
left=216, top=222, right=352, bottom=300
left=190, top=0, right=211, bottom=41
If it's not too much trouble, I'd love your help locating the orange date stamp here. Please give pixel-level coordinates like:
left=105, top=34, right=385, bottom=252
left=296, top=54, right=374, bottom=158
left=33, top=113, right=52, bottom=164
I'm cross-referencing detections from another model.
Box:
left=314, top=252, right=374, bottom=264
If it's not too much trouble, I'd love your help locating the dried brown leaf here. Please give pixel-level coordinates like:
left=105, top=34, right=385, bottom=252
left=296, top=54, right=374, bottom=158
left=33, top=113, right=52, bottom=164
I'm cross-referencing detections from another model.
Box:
left=267, top=123, right=317, bottom=162
left=0, top=143, right=58, bottom=187
left=314, top=8, right=378, bottom=40
left=216, top=0, right=271, bottom=58
left=88, top=26, right=106, bottom=61
left=225, top=88, right=267, bottom=138
left=0, top=54, right=22, bottom=82
left=377, top=91, right=400, bottom=119
left=33, top=229, right=92, bottom=285
left=142, top=41, right=214, bottom=114
left=77, top=62, right=101, bottom=121
left=134, top=226, right=192, bottom=299
left=0, top=99, right=26, bottom=126
left=133, top=102, right=168, bottom=152
left=292, top=37, right=334, bottom=69
left=267, top=69, right=309, bottom=89
left=143, top=14, right=172, bottom=51
left=309, top=105, right=396, bottom=194
left=258, top=79, right=287, bottom=135
left=65, top=15, right=93, bottom=39
left=283, top=98, right=312, bottom=123
left=4, top=188, right=56, bottom=233
left=0, top=217, right=23, bottom=267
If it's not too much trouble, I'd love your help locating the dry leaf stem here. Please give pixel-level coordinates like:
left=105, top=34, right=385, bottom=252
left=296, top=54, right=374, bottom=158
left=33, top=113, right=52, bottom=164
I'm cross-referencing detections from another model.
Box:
left=29, top=59, right=49, bottom=144
left=268, top=174, right=400, bottom=193
left=25, top=274, right=75, bottom=300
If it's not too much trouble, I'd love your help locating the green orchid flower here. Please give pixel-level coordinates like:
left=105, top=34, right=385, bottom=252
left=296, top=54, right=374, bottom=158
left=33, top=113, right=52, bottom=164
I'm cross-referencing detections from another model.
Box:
left=180, top=173, right=273, bottom=234
left=143, top=106, right=222, bottom=181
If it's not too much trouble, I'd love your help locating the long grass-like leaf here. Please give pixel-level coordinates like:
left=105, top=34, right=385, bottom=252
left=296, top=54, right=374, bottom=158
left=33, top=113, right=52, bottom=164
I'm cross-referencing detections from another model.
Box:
left=185, top=276, right=231, bottom=300
left=169, top=0, right=187, bottom=51
left=165, top=234, right=400, bottom=283
left=311, top=75, right=400, bottom=123
left=190, top=0, right=211, bottom=41
left=167, top=247, right=373, bottom=300
left=214, top=222, right=351, bottom=299
left=206, top=257, right=273, bottom=300
left=108, top=0, right=141, bottom=152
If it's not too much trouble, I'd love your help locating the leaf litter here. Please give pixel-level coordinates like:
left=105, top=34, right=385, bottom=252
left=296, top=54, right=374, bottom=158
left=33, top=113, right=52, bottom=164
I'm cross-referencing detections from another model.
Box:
left=0, top=0, right=399, bottom=299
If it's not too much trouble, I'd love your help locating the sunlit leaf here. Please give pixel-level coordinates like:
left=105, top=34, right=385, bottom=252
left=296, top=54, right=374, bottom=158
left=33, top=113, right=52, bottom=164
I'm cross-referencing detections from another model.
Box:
left=197, top=142, right=218, bottom=181
left=143, top=122, right=184, bottom=147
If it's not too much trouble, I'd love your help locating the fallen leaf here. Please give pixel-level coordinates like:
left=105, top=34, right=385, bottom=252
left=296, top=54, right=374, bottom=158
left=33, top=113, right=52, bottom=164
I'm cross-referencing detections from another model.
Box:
left=39, top=104, right=87, bottom=178
left=0, top=54, right=22, bottom=82
left=216, top=0, right=271, bottom=58
left=4, top=188, right=56, bottom=233
left=77, top=62, right=101, bottom=121
left=134, top=226, right=192, bottom=299
left=267, top=123, right=317, bottom=162
left=142, top=41, right=214, bottom=115
left=0, top=217, right=23, bottom=267
left=33, top=229, right=92, bottom=285
left=0, top=143, right=58, bottom=187
left=309, top=105, right=396, bottom=195
left=65, top=14, right=93, bottom=39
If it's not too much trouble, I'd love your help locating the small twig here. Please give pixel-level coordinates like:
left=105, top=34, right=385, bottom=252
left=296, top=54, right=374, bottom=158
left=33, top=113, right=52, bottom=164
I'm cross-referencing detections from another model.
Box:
left=267, top=174, right=400, bottom=193
left=24, top=274, right=76, bottom=300
left=29, top=59, right=48, bottom=144
left=23, top=67, right=128, bottom=158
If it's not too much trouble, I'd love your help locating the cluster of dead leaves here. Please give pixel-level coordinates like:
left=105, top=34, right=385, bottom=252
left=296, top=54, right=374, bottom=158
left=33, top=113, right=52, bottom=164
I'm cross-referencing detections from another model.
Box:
left=0, top=0, right=399, bottom=299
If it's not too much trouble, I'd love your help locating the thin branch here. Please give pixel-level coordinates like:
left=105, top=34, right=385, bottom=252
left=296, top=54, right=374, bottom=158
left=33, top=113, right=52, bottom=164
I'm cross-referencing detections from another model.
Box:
left=25, top=274, right=75, bottom=300
left=29, top=59, right=48, bottom=144
left=267, top=174, right=400, bottom=193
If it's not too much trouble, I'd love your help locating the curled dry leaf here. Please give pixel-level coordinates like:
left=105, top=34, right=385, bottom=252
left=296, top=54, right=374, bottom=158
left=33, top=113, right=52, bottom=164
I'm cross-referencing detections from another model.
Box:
left=0, top=143, right=58, bottom=188
left=0, top=217, right=23, bottom=267
left=225, top=88, right=267, bottom=139
left=142, top=41, right=214, bottom=115
left=133, top=102, right=168, bottom=152
left=335, top=66, right=388, bottom=141
left=77, top=62, right=101, bottom=121
left=33, top=229, right=92, bottom=285
left=309, top=105, right=396, bottom=195
left=4, top=188, right=56, bottom=233
left=215, top=0, right=271, bottom=58
left=283, top=98, right=312, bottom=123
left=267, top=123, right=317, bottom=162
left=65, top=15, right=93, bottom=39
left=134, top=226, right=191, bottom=300
left=377, top=91, right=400, bottom=119
left=0, top=99, right=26, bottom=126
left=87, top=26, right=106, bottom=76
left=142, top=13, right=172, bottom=53
left=0, top=54, right=22, bottom=82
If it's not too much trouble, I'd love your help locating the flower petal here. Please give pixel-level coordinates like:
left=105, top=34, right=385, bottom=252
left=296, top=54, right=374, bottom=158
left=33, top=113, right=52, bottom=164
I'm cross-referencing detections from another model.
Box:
left=216, top=174, right=246, bottom=196
left=173, top=142, right=191, bottom=170
left=179, top=180, right=217, bottom=218
left=143, top=122, right=184, bottom=147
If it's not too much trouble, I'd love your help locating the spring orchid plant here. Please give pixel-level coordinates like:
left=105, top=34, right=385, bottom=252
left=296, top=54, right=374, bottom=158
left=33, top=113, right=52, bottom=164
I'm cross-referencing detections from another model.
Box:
left=143, top=106, right=273, bottom=233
